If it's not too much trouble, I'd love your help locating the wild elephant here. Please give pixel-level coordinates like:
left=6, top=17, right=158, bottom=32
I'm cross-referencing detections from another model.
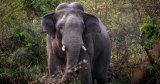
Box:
left=41, top=2, right=111, bottom=84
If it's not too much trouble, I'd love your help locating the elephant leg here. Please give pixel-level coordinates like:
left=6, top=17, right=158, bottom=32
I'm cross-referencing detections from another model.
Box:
left=48, top=49, right=64, bottom=78
left=94, top=65, right=108, bottom=84
left=48, top=53, right=63, bottom=76
left=94, top=51, right=109, bottom=84
left=46, top=35, right=63, bottom=76
left=48, top=51, right=65, bottom=84
left=48, top=53, right=65, bottom=84
left=79, top=51, right=93, bottom=84
left=92, top=74, right=96, bottom=84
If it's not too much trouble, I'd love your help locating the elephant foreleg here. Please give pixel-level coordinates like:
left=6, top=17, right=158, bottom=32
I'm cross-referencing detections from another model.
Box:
left=48, top=53, right=63, bottom=76
left=79, top=51, right=93, bottom=84
left=46, top=34, right=63, bottom=83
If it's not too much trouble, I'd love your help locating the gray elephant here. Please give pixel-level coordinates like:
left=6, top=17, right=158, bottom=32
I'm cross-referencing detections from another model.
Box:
left=41, top=2, right=111, bottom=84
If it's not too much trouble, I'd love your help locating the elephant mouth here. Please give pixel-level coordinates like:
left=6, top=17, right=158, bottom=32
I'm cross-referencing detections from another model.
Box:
left=61, top=45, right=87, bottom=51
left=61, top=33, right=87, bottom=52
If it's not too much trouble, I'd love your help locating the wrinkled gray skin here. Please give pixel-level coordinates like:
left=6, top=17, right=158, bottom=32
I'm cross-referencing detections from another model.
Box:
left=41, top=2, right=111, bottom=84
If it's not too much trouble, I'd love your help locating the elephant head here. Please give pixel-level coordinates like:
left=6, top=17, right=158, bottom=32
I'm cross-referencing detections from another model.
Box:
left=41, top=2, right=101, bottom=83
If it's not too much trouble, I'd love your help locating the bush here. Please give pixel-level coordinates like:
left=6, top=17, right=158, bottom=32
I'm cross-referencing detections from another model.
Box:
left=0, top=21, right=46, bottom=83
left=140, top=18, right=160, bottom=49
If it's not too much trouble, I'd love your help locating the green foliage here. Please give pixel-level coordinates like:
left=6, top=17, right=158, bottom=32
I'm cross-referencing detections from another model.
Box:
left=0, top=0, right=61, bottom=83
left=23, top=0, right=62, bottom=16
left=140, top=17, right=160, bottom=49
left=10, top=25, right=45, bottom=65
left=0, top=22, right=46, bottom=83
left=140, top=18, right=160, bottom=40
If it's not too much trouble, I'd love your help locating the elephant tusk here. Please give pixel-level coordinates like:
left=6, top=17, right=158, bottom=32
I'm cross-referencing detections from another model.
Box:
left=62, top=45, right=66, bottom=51
left=82, top=46, right=87, bottom=51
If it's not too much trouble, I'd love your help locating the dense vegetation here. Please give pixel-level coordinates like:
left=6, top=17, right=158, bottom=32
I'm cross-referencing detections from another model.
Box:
left=0, top=0, right=160, bottom=83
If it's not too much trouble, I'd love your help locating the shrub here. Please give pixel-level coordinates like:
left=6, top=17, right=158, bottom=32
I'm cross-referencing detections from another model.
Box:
left=0, top=21, right=46, bottom=83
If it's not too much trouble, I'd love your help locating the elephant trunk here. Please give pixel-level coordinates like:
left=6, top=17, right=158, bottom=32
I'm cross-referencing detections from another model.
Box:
left=61, top=34, right=84, bottom=83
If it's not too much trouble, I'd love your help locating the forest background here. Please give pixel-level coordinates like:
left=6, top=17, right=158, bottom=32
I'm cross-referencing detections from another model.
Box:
left=0, top=0, right=160, bottom=84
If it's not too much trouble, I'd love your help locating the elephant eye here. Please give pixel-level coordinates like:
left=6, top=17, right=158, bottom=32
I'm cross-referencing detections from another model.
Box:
left=57, top=23, right=64, bottom=30
left=58, top=25, right=62, bottom=29
left=57, top=23, right=64, bottom=33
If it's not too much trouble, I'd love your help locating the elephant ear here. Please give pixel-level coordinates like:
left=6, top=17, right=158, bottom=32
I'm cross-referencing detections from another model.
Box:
left=41, top=13, right=56, bottom=38
left=84, top=13, right=101, bottom=35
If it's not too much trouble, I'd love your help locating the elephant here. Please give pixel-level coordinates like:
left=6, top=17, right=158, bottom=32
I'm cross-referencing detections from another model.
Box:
left=41, top=2, right=111, bottom=84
